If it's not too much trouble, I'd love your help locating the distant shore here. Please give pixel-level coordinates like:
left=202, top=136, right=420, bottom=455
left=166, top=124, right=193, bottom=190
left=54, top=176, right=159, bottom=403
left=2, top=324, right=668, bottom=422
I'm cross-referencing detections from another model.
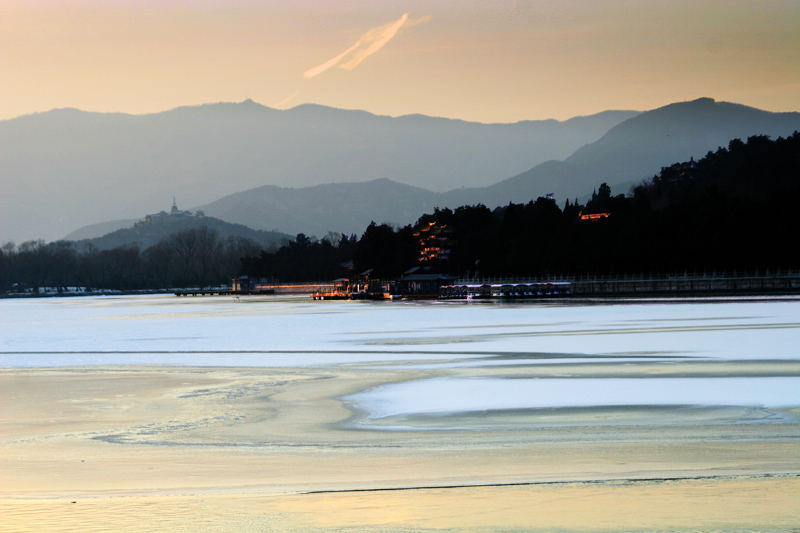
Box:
left=3, top=279, right=799, bottom=301
left=0, top=288, right=176, bottom=299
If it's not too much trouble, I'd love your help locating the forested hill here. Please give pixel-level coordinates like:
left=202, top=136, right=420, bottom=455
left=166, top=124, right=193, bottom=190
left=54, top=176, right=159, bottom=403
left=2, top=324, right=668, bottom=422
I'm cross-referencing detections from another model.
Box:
left=74, top=214, right=291, bottom=252
left=631, top=133, right=799, bottom=209
left=0, top=216, right=292, bottom=293
left=443, top=132, right=800, bottom=275
left=240, top=132, right=800, bottom=281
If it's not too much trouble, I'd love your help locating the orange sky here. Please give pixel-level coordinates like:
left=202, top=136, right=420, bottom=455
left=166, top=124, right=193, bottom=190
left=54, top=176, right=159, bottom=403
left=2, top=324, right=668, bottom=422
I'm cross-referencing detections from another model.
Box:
left=2, top=0, right=798, bottom=122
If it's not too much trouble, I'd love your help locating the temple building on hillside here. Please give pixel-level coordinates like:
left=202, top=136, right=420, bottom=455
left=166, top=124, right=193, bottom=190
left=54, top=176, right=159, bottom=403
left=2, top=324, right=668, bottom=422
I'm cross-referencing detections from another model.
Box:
left=140, top=198, right=203, bottom=223
left=413, top=221, right=453, bottom=265
left=578, top=211, right=611, bottom=222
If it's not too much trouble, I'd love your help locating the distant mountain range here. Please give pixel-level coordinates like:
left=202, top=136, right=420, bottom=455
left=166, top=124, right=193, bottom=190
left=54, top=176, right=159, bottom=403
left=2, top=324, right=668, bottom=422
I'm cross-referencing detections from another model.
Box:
left=64, top=218, right=140, bottom=241
left=0, top=100, right=637, bottom=242
left=192, top=98, right=800, bottom=238
left=459, top=98, right=800, bottom=208
left=3, top=97, right=798, bottom=243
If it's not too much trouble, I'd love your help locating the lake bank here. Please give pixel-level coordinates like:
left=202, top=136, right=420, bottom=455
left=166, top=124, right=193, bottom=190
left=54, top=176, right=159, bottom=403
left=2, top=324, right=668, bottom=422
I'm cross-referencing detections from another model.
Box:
left=1, top=362, right=799, bottom=531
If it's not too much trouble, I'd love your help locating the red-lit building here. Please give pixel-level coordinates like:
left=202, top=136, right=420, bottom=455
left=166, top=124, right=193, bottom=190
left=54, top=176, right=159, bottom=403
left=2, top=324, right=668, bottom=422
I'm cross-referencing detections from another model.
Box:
left=413, top=221, right=453, bottom=265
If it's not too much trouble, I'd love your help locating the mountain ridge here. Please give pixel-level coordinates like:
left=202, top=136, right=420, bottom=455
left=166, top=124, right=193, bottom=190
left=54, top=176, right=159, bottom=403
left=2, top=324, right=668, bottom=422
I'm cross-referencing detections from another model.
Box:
left=7, top=98, right=800, bottom=244
left=189, top=98, right=800, bottom=238
left=455, top=97, right=800, bottom=209
left=1, top=100, right=639, bottom=242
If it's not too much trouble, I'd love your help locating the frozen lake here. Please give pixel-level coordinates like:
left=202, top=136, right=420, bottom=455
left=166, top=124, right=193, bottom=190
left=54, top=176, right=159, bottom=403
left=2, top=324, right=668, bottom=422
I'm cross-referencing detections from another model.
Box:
left=2, top=294, right=799, bottom=419
left=1, top=294, right=799, bottom=366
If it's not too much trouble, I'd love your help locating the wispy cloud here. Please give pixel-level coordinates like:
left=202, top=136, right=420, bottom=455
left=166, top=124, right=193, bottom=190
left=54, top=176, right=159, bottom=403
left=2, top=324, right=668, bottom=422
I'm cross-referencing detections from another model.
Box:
left=273, top=90, right=299, bottom=108
left=304, top=13, right=410, bottom=78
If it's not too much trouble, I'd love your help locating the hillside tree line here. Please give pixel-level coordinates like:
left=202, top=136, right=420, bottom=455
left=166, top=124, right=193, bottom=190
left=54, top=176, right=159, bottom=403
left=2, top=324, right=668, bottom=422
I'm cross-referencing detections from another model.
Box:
left=241, top=132, right=800, bottom=280
left=0, top=228, right=263, bottom=293
left=2, top=132, right=798, bottom=294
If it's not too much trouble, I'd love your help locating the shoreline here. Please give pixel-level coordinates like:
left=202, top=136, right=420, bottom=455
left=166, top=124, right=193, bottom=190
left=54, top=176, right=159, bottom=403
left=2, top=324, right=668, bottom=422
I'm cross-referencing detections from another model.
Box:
left=3, top=286, right=800, bottom=301
left=2, top=362, right=799, bottom=530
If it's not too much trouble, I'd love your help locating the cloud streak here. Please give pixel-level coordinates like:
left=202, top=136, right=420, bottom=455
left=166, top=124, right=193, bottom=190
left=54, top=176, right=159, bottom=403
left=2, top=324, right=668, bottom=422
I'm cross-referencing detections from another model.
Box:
left=273, top=90, right=299, bottom=108
left=304, top=13, right=409, bottom=78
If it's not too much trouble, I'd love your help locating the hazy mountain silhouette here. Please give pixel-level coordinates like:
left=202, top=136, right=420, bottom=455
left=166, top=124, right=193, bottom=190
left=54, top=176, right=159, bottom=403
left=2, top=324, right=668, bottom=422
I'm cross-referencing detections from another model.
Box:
left=64, top=219, right=140, bottom=241
left=72, top=214, right=291, bottom=252
left=448, top=98, right=800, bottom=207
left=195, top=178, right=441, bottom=238
left=188, top=98, right=800, bottom=237
left=0, top=100, right=636, bottom=242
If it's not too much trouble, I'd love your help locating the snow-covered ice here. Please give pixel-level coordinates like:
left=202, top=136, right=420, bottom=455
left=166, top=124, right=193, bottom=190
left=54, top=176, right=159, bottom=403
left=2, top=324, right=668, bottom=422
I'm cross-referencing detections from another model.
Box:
left=347, top=376, right=800, bottom=420
left=0, top=295, right=798, bottom=367
left=2, top=294, right=798, bottom=420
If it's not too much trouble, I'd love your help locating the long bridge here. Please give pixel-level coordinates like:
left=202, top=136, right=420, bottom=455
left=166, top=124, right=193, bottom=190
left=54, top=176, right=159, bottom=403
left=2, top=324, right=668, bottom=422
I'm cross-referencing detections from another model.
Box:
left=450, top=270, right=800, bottom=298
left=174, top=288, right=274, bottom=297
left=175, top=271, right=800, bottom=299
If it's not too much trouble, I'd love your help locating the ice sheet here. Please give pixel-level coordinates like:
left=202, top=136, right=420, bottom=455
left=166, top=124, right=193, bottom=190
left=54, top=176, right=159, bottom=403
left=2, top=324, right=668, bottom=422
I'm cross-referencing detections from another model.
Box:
left=347, top=376, right=800, bottom=419
left=1, top=295, right=799, bottom=367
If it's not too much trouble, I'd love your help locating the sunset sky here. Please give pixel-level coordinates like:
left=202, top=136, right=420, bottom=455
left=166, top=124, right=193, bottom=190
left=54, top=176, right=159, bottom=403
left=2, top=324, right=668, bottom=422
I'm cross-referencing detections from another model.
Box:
left=2, top=0, right=799, bottom=123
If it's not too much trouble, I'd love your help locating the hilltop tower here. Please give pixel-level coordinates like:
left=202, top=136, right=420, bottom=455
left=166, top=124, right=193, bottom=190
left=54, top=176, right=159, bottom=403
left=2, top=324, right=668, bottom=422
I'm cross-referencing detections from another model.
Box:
left=171, top=197, right=178, bottom=214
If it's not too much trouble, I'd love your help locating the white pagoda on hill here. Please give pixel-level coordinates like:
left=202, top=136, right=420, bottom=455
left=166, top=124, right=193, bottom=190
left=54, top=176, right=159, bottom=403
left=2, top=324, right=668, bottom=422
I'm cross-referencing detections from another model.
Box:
left=141, top=198, right=202, bottom=223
